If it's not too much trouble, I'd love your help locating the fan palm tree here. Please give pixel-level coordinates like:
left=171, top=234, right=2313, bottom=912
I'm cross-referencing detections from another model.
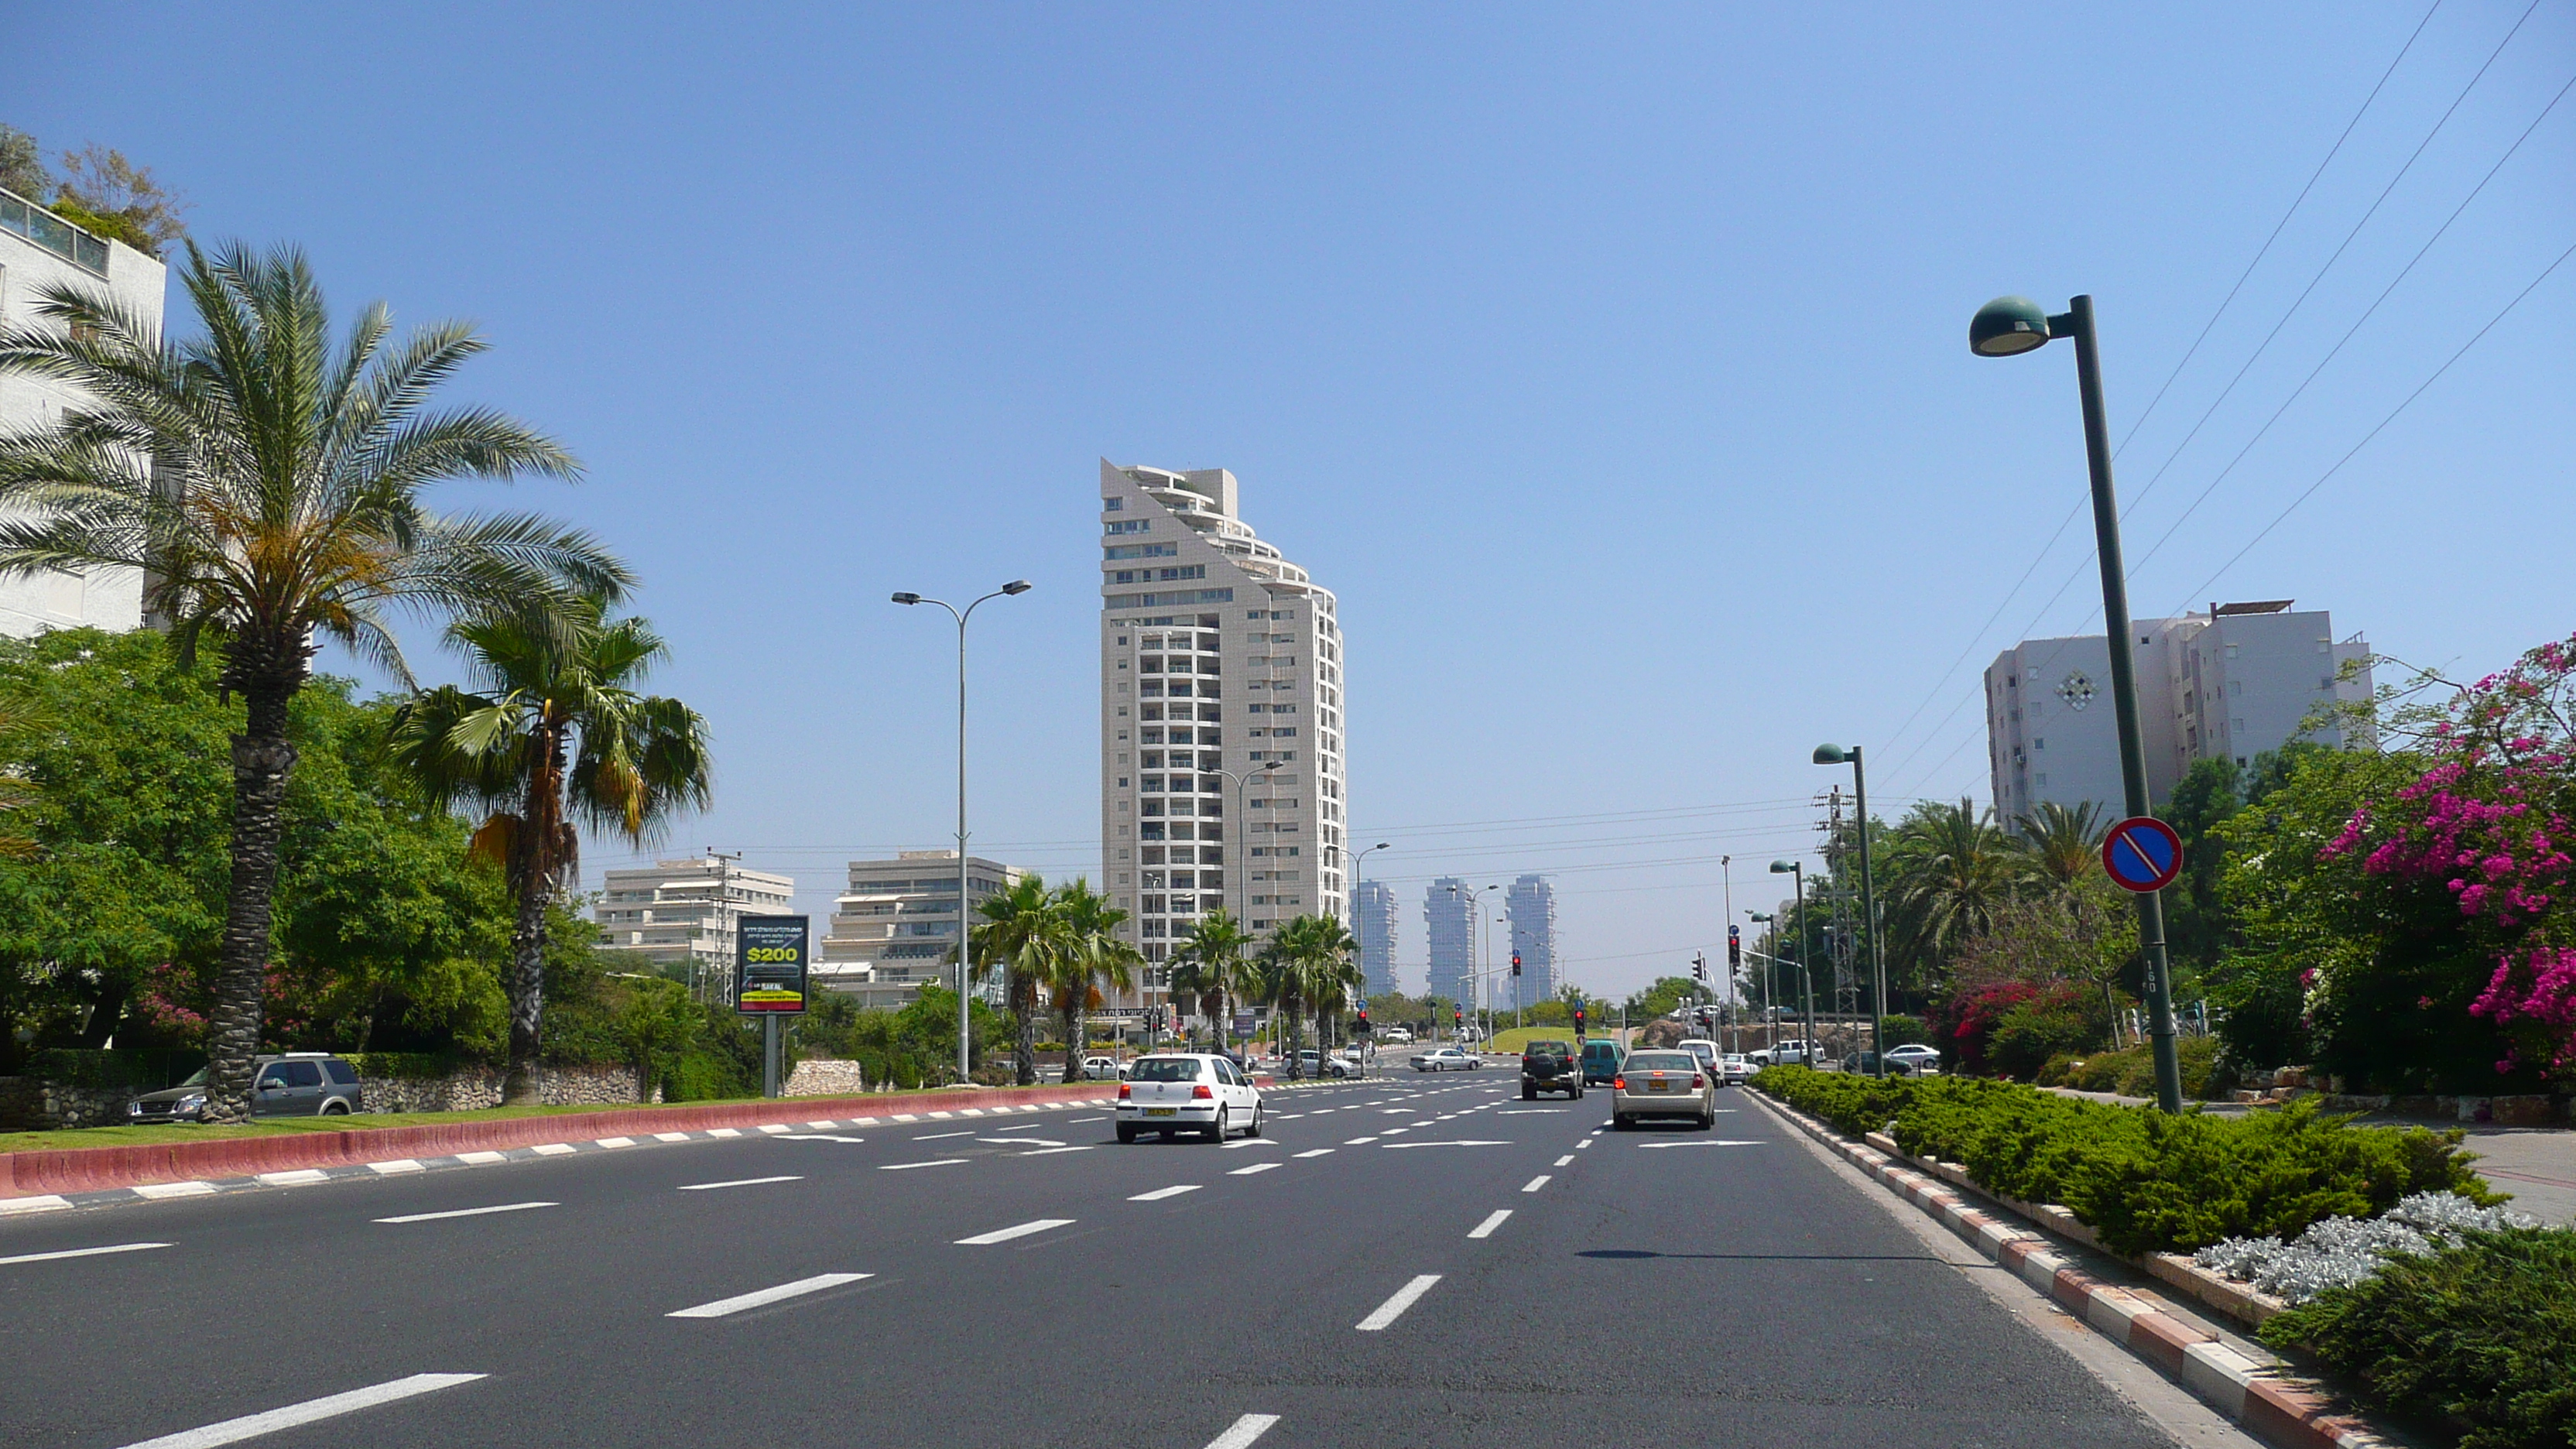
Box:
left=1256, top=914, right=1358, bottom=1078
left=1169, top=909, right=1252, bottom=1050
left=387, top=599, right=710, bottom=1103
left=1049, top=880, right=1138, bottom=1081
left=0, top=244, right=624, bottom=1121
left=2015, top=800, right=2108, bottom=889
left=961, top=873, right=1062, bottom=1087
left=1879, top=798, right=2019, bottom=996
left=1298, top=914, right=1362, bottom=1054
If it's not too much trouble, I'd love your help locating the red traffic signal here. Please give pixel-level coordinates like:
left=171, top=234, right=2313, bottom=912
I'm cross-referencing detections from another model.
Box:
left=1511, top=952, right=1522, bottom=976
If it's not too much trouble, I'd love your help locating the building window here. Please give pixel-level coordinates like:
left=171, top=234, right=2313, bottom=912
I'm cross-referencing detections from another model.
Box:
left=1106, top=519, right=1150, bottom=535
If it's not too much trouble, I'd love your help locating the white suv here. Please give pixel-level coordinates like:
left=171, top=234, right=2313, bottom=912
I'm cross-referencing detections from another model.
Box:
left=1116, top=1054, right=1264, bottom=1142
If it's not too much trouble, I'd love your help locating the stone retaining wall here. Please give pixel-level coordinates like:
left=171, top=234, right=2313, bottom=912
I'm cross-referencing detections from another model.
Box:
left=782, top=1059, right=869, bottom=1098
left=0, top=1079, right=132, bottom=1132
left=0, top=1064, right=653, bottom=1130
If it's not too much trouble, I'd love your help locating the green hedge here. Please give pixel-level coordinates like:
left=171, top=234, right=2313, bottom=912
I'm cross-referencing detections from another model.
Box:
left=22, top=1048, right=204, bottom=1088
left=2259, top=1228, right=2576, bottom=1449
left=339, top=1052, right=462, bottom=1081
left=2036, top=1037, right=2232, bottom=1100
left=1753, top=1066, right=2492, bottom=1256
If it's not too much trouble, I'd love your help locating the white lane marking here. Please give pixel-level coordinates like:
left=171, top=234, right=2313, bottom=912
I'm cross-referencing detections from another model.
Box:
left=1221, top=1136, right=1283, bottom=1149
left=806, top=1120, right=838, bottom=1129
left=956, top=1218, right=1075, bottom=1245
left=531, top=1143, right=575, bottom=1156
left=1355, top=1274, right=1442, bottom=1331
left=912, top=1130, right=975, bottom=1140
left=758, top=1124, right=793, bottom=1135
left=1344, top=1136, right=1380, bottom=1146
left=667, top=1272, right=871, bottom=1319
left=1204, top=1412, right=1282, bottom=1449
left=132, top=1183, right=215, bottom=1200
left=892, top=1114, right=919, bottom=1122
left=0, top=1241, right=170, bottom=1266
left=1293, top=1149, right=1335, bottom=1159
left=374, top=1202, right=556, bottom=1225
left=961, top=1109, right=985, bottom=1117
left=1019, top=1146, right=1095, bottom=1156
left=365, top=1160, right=424, bottom=1176
left=880, top=1159, right=971, bottom=1170
left=255, top=1170, right=329, bottom=1186
left=114, top=1372, right=486, bottom=1447
left=781, top=1134, right=867, bottom=1143
left=1554, top=1155, right=1575, bottom=1166
left=1522, top=1175, right=1551, bottom=1193
left=676, top=1175, right=803, bottom=1191
left=653, top=1132, right=690, bottom=1142
left=1498, top=1109, right=1566, bottom=1115
left=928, top=1112, right=954, bottom=1119
left=1070, top=1116, right=1105, bottom=1124
left=596, top=1137, right=635, bottom=1149
left=708, top=1128, right=742, bottom=1139
left=1380, top=1128, right=1410, bottom=1136
left=1130, top=1184, right=1202, bottom=1201
left=457, top=1152, right=506, bottom=1165
left=1467, top=1210, right=1512, bottom=1240
left=1575, top=1139, right=1593, bottom=1149
left=1639, top=1140, right=1766, bottom=1149
left=976, top=1137, right=1064, bottom=1146
left=1379, top=1140, right=1509, bottom=1149
left=1228, top=1162, right=1282, bottom=1177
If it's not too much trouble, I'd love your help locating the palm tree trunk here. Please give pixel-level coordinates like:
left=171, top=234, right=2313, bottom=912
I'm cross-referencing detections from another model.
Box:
left=1060, top=1003, right=1083, bottom=1081
left=1012, top=971, right=1038, bottom=1086
left=502, top=726, right=567, bottom=1107
left=202, top=672, right=302, bottom=1125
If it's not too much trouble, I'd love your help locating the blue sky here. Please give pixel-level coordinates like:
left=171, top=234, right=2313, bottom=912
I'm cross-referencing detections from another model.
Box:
left=9, top=4, right=2571, bottom=996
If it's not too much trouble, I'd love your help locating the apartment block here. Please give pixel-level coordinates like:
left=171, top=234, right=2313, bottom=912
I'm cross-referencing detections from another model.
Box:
left=1098, top=461, right=1350, bottom=1022
left=0, top=188, right=163, bottom=636
left=814, top=851, right=1026, bottom=1011
left=594, top=857, right=796, bottom=995
left=1985, top=600, right=2372, bottom=825
left=1353, top=879, right=1399, bottom=997
left=1505, top=874, right=1558, bottom=1010
left=1424, top=877, right=1475, bottom=1006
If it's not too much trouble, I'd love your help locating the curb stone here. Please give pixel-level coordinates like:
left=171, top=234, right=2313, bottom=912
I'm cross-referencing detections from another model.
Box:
left=1745, top=1088, right=2394, bottom=1449
left=0, top=1098, right=1121, bottom=1217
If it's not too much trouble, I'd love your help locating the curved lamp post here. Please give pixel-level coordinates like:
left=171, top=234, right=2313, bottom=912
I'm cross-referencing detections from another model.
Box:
left=1971, top=293, right=2183, bottom=1113
left=1769, top=861, right=1816, bottom=1065
left=892, top=580, right=1032, bottom=1084
left=1811, top=743, right=1885, bottom=1077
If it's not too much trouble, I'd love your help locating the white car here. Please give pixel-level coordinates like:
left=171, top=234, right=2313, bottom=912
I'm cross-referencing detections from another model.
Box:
left=1116, top=1054, right=1263, bottom=1142
left=1380, top=1027, right=1414, bottom=1045
left=1081, top=1055, right=1123, bottom=1079
left=1885, top=1043, right=1942, bottom=1073
left=1717, top=1052, right=1753, bottom=1086
left=1410, top=1046, right=1479, bottom=1072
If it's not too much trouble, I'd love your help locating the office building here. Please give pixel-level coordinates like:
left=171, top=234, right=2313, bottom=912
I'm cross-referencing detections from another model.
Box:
left=814, top=851, right=1026, bottom=1010
left=0, top=188, right=163, bottom=636
left=1505, top=874, right=1558, bottom=1009
left=594, top=857, right=796, bottom=995
left=1985, top=600, right=2372, bottom=825
left=1353, top=879, right=1399, bottom=997
left=1098, top=461, right=1349, bottom=1023
left=1424, top=877, right=1475, bottom=1006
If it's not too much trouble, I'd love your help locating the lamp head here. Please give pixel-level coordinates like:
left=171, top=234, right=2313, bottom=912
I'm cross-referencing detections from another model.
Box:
left=1374, top=841, right=1390, bottom=851
left=1749, top=911, right=1773, bottom=923
left=1001, top=580, right=1034, bottom=595
left=1812, top=742, right=1852, bottom=765
left=1769, top=860, right=1797, bottom=875
left=890, top=591, right=921, bottom=605
left=1970, top=296, right=2055, bottom=357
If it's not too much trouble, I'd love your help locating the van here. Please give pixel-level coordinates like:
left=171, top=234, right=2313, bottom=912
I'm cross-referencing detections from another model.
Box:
left=1579, top=1038, right=1625, bottom=1086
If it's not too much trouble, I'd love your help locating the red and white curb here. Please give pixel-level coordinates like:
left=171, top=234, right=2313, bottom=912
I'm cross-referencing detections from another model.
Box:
left=1748, top=1090, right=2392, bottom=1449
left=0, top=1098, right=1120, bottom=1218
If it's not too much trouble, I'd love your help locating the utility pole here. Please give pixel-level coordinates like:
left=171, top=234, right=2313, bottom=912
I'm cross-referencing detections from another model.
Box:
left=707, top=848, right=742, bottom=1008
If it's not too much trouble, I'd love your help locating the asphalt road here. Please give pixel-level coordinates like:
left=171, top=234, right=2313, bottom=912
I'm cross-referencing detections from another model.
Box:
left=3, top=1071, right=2229, bottom=1448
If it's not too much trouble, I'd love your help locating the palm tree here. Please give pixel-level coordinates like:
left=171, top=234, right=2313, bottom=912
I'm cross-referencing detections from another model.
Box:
left=1256, top=914, right=1359, bottom=1078
left=961, top=873, right=1062, bottom=1086
left=0, top=244, right=623, bottom=1121
left=1049, top=880, right=1138, bottom=1081
left=1170, top=910, right=1252, bottom=1051
left=2015, top=800, right=2108, bottom=889
left=388, top=599, right=711, bottom=1103
left=1298, top=914, right=1362, bottom=1055
left=1879, top=798, right=2019, bottom=998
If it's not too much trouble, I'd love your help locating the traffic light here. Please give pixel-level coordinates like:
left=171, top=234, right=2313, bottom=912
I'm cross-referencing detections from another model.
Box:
left=1453, top=1007, right=1463, bottom=1026
left=1573, top=1006, right=1587, bottom=1037
left=1511, top=951, right=1522, bottom=978
left=1728, top=924, right=1742, bottom=971
left=1692, top=952, right=1707, bottom=983
left=1355, top=1006, right=1372, bottom=1036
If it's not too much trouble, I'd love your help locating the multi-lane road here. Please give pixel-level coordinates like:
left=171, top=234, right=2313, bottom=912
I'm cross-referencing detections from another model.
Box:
left=3, top=1073, right=2260, bottom=1448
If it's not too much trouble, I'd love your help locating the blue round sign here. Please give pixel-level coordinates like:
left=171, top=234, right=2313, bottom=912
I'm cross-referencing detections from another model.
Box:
left=2101, top=816, right=2184, bottom=892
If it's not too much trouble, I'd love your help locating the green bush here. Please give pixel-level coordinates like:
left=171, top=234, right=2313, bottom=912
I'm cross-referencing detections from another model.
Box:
left=339, top=1052, right=457, bottom=1081
left=2259, top=1228, right=2576, bottom=1449
left=23, top=1048, right=204, bottom=1088
left=2035, top=1039, right=2232, bottom=1100
left=662, top=1047, right=753, bottom=1102
left=1752, top=1066, right=2493, bottom=1255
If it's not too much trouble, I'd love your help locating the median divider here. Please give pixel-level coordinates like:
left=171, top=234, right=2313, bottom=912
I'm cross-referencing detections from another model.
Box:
left=0, top=1081, right=1126, bottom=1201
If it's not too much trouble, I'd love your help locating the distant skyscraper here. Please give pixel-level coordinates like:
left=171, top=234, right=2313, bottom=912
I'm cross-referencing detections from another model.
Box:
left=1424, top=877, right=1475, bottom=1005
left=1354, top=879, right=1399, bottom=996
left=1505, top=875, right=1557, bottom=1009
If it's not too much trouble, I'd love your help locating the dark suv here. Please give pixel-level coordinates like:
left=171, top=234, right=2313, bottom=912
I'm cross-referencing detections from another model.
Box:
left=1519, top=1040, right=1583, bottom=1100
left=127, top=1053, right=364, bottom=1122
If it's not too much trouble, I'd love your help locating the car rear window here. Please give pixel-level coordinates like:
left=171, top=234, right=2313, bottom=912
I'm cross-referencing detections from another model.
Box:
left=1129, top=1057, right=1205, bottom=1083
left=1625, top=1053, right=1695, bottom=1072
left=1523, top=1043, right=1571, bottom=1058
left=1583, top=1042, right=1618, bottom=1057
left=323, top=1060, right=357, bottom=1085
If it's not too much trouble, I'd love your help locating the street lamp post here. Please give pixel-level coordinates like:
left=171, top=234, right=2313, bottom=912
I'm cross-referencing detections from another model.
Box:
left=1770, top=861, right=1815, bottom=1065
left=1971, top=293, right=2184, bottom=1113
left=892, top=580, right=1033, bottom=1085
left=1812, top=744, right=1884, bottom=1077
left=1747, top=910, right=1773, bottom=1055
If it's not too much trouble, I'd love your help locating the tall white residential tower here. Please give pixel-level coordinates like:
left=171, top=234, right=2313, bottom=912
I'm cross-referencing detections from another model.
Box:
left=1424, top=877, right=1475, bottom=1006
left=1353, top=879, right=1399, bottom=997
left=1505, top=874, right=1558, bottom=1009
left=1099, top=462, right=1348, bottom=1022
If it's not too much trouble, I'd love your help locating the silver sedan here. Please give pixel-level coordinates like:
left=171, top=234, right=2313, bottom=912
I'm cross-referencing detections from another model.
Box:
left=1609, top=1050, right=1718, bottom=1130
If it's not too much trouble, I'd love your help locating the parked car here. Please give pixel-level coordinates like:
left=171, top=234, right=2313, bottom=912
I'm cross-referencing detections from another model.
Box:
left=1519, top=1040, right=1583, bottom=1099
left=127, top=1053, right=362, bottom=1123
left=1115, top=1053, right=1263, bottom=1142
left=1326, top=1050, right=1365, bottom=1079
left=1579, top=1039, right=1625, bottom=1086
left=1884, top=1043, right=1942, bottom=1073
left=1410, top=1046, right=1479, bottom=1072
left=1380, top=1027, right=1414, bottom=1045
left=1609, top=1049, right=1718, bottom=1131
left=1717, top=1052, right=1753, bottom=1086
left=1838, top=1051, right=1920, bottom=1077
left=1081, top=1055, right=1123, bottom=1079
left=1751, top=1039, right=1820, bottom=1068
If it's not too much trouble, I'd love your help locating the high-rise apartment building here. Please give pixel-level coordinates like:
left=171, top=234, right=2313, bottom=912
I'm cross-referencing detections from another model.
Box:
left=1353, top=879, right=1399, bottom=997
left=815, top=851, right=1025, bottom=1010
left=1424, top=877, right=1475, bottom=1006
left=0, top=189, right=163, bottom=636
left=1986, top=600, right=2372, bottom=825
left=1505, top=874, right=1558, bottom=1009
left=594, top=857, right=796, bottom=995
left=1098, top=461, right=1349, bottom=1021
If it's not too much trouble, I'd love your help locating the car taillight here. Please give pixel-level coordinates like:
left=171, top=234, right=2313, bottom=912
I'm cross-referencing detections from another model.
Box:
left=1193, top=1084, right=1214, bottom=1099
left=1692, top=1075, right=1705, bottom=1088
left=1612, top=1076, right=1625, bottom=1090
left=1118, top=1083, right=1131, bottom=1098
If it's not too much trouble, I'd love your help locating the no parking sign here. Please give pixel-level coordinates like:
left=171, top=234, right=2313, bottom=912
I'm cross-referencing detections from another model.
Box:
left=2100, top=817, right=2184, bottom=892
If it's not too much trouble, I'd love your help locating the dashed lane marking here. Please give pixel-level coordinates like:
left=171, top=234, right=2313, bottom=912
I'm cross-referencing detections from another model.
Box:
left=596, top=1137, right=635, bottom=1149
left=912, top=1130, right=975, bottom=1141
left=530, top=1144, right=575, bottom=1156
left=1575, top=1139, right=1593, bottom=1149
left=1204, top=1413, right=1281, bottom=1449
left=1467, top=1210, right=1512, bottom=1240
left=255, top=1170, right=329, bottom=1187
left=1293, top=1149, right=1334, bottom=1158
left=1355, top=1274, right=1442, bottom=1331
left=0, top=1241, right=170, bottom=1266
left=1129, top=1185, right=1201, bottom=1201
left=1638, top=1140, right=1766, bottom=1149
left=880, top=1160, right=971, bottom=1170
left=677, top=1176, right=802, bottom=1191
left=1554, top=1155, right=1574, bottom=1166
left=1344, top=1137, right=1380, bottom=1146
left=653, top=1132, right=690, bottom=1143
left=781, top=1135, right=867, bottom=1144
left=668, top=1273, right=871, bottom=1319
left=457, top=1152, right=506, bottom=1165
left=1379, top=1140, right=1509, bottom=1149
left=113, top=1373, right=488, bottom=1448
left=1228, top=1162, right=1282, bottom=1177
left=1522, top=1175, right=1551, bottom=1193
left=707, top=1129, right=742, bottom=1139
left=976, top=1137, right=1064, bottom=1147
left=1019, top=1146, right=1094, bottom=1156
left=375, top=1202, right=556, bottom=1225
left=956, top=1218, right=1075, bottom=1245
left=367, top=1160, right=423, bottom=1176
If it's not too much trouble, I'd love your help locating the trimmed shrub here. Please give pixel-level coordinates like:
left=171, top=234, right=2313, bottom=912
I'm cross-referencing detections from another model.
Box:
left=339, top=1052, right=457, bottom=1081
left=23, top=1048, right=204, bottom=1088
left=2259, top=1227, right=2576, bottom=1449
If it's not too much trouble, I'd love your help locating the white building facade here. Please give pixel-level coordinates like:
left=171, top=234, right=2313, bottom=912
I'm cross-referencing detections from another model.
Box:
left=1353, top=878, right=1399, bottom=997
left=594, top=857, right=796, bottom=995
left=815, top=851, right=1025, bottom=1011
left=1098, top=462, right=1349, bottom=1022
left=1505, top=874, right=1558, bottom=1009
left=1985, top=601, right=2372, bottom=825
left=1424, top=877, right=1475, bottom=1006
left=0, top=189, right=163, bottom=636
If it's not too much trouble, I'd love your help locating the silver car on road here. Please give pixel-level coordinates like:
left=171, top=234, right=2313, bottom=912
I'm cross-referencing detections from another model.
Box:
left=1609, top=1050, right=1718, bottom=1130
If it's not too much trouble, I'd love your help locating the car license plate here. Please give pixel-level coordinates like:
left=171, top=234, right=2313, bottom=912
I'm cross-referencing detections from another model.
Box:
left=1145, top=1108, right=1177, bottom=1117
left=1648, top=1081, right=1670, bottom=1092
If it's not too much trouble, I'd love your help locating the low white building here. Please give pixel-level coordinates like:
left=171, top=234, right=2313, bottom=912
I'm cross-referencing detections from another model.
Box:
left=594, top=857, right=796, bottom=996
left=816, top=851, right=1025, bottom=1010
left=0, top=187, right=163, bottom=636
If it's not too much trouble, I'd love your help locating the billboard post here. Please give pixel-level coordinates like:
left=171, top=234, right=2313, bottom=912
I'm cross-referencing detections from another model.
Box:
left=736, top=915, right=810, bottom=1098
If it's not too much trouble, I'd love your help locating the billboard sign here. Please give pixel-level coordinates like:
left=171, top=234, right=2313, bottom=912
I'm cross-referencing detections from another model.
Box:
left=735, top=914, right=810, bottom=1014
